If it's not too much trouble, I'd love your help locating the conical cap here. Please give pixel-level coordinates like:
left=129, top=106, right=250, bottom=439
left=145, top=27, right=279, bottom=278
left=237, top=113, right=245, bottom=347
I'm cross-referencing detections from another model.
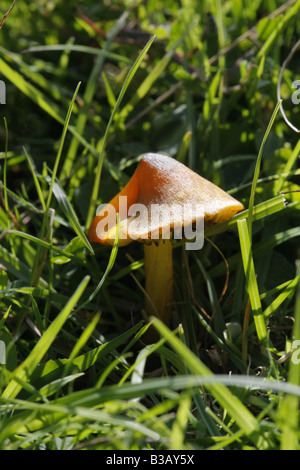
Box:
left=88, top=153, right=244, bottom=246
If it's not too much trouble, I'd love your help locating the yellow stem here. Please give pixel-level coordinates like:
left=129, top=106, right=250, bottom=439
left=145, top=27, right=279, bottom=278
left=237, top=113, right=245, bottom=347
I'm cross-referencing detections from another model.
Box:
left=144, top=239, right=173, bottom=328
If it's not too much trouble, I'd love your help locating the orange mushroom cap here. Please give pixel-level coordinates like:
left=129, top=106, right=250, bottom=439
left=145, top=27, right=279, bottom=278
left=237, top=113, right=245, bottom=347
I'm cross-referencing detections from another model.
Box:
left=88, top=153, right=244, bottom=246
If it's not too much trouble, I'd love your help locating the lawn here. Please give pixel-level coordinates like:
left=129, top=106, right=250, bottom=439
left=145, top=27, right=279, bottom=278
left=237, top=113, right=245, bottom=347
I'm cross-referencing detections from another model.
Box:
left=0, top=0, right=300, bottom=450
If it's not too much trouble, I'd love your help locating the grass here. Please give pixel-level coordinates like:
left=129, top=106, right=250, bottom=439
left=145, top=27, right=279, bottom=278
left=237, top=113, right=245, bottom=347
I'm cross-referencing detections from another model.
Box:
left=0, top=0, right=300, bottom=450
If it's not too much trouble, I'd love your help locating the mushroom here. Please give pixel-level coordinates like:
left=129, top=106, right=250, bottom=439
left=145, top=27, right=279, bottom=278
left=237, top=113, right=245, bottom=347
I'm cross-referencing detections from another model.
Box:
left=88, top=153, right=244, bottom=339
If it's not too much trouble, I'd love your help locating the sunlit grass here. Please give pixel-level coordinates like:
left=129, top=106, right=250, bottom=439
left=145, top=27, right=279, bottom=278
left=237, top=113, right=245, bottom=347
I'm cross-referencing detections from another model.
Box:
left=0, top=0, right=300, bottom=450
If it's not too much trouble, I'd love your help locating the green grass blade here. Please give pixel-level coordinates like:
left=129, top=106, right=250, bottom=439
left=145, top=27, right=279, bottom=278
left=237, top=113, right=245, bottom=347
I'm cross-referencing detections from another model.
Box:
left=0, top=398, right=161, bottom=442
left=86, top=35, right=156, bottom=228
left=170, top=393, right=191, bottom=450
left=63, top=313, right=101, bottom=379
left=38, top=373, right=85, bottom=400
left=27, top=322, right=145, bottom=389
left=205, top=194, right=286, bottom=238
left=23, top=147, right=46, bottom=213
left=2, top=117, right=9, bottom=213
left=101, top=70, right=117, bottom=109
left=22, top=44, right=132, bottom=65
left=257, top=0, right=300, bottom=60
left=0, top=55, right=103, bottom=163
left=0, top=57, right=64, bottom=122
left=209, top=226, right=300, bottom=279
left=0, top=46, right=76, bottom=108
left=262, top=275, right=299, bottom=322
left=50, top=178, right=93, bottom=253
left=278, top=260, right=300, bottom=450
left=237, top=218, right=268, bottom=345
left=0, top=182, right=42, bottom=214
left=247, top=100, right=282, bottom=242
left=151, top=318, right=261, bottom=443
left=60, top=12, right=129, bottom=181
left=46, top=82, right=81, bottom=210
left=3, top=372, right=300, bottom=441
left=75, top=213, right=120, bottom=314
left=274, top=138, right=300, bottom=192
left=242, top=275, right=299, bottom=339
left=30, top=82, right=81, bottom=287
left=7, top=230, right=85, bottom=264
left=0, top=243, right=46, bottom=287
left=1, top=275, right=90, bottom=399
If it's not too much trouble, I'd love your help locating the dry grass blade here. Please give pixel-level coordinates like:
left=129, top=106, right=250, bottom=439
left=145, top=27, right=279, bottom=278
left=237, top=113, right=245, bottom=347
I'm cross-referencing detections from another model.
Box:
left=0, top=0, right=16, bottom=31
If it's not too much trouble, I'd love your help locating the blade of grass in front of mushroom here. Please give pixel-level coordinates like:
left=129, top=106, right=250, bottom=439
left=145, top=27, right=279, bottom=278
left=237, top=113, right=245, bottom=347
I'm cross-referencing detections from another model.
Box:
left=86, top=35, right=156, bottom=229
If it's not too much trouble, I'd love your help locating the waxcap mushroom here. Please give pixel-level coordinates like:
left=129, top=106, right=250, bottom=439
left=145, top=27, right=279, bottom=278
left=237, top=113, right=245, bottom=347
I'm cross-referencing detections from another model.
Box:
left=88, top=153, right=244, bottom=341
left=88, top=153, right=244, bottom=246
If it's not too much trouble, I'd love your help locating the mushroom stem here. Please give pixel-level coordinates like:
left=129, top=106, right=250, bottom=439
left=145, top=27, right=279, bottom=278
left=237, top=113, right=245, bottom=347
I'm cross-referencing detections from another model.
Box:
left=144, top=239, right=173, bottom=329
